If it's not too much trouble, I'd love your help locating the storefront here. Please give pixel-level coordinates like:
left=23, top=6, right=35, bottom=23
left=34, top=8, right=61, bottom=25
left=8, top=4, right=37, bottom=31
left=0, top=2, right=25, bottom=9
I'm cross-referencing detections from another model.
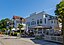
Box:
left=28, top=26, right=52, bottom=36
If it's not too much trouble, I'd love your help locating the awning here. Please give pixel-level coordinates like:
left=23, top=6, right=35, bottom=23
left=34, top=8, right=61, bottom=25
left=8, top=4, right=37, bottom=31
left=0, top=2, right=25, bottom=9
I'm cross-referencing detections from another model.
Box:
left=29, top=26, right=52, bottom=29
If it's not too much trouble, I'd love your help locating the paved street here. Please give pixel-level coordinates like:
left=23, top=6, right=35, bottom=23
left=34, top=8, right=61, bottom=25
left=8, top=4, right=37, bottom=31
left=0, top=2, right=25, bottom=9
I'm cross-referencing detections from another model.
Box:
left=0, top=34, right=61, bottom=45
left=0, top=34, right=34, bottom=45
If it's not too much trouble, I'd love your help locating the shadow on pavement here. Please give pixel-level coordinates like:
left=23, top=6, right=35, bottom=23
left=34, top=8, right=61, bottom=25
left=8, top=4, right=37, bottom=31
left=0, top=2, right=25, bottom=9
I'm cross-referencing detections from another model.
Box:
left=30, top=38, right=62, bottom=45
left=21, top=36, right=34, bottom=38
left=2, top=38, right=18, bottom=39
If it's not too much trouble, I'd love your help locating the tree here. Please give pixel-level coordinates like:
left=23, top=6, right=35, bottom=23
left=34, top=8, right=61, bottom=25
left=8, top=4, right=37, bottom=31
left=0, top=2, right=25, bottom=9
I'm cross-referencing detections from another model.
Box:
left=0, top=18, right=10, bottom=31
left=8, top=20, right=14, bottom=35
left=18, top=24, right=23, bottom=35
left=55, top=1, right=64, bottom=45
left=0, top=18, right=13, bottom=35
left=9, top=26, right=13, bottom=35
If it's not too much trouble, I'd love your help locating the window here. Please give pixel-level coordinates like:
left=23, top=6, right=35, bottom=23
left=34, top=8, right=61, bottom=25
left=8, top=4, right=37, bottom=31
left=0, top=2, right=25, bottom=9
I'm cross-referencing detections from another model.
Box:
left=44, top=18, right=46, bottom=24
left=16, top=21, right=20, bottom=23
left=38, top=29, right=42, bottom=34
left=51, top=20, right=53, bottom=23
left=27, top=22, right=30, bottom=26
left=57, top=21, right=58, bottom=24
left=38, top=30, right=42, bottom=34
left=31, top=21, right=36, bottom=25
left=50, top=16, right=51, bottom=19
left=54, top=20, right=55, bottom=23
left=31, top=21, right=33, bottom=25
left=50, top=16, right=52, bottom=19
left=37, top=20, right=39, bottom=24
left=32, top=19, right=34, bottom=20
left=40, top=19, right=42, bottom=24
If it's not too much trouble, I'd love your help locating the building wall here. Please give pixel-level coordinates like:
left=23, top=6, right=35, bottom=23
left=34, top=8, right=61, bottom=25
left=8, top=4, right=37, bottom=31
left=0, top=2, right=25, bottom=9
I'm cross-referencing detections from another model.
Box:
left=49, top=19, right=59, bottom=29
left=26, top=12, right=43, bottom=27
left=26, top=11, right=59, bottom=30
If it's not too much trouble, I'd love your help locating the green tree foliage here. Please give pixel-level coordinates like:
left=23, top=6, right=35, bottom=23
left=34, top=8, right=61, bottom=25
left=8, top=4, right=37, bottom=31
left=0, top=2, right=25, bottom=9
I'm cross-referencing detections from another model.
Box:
left=55, top=1, right=64, bottom=19
left=18, top=24, right=23, bottom=34
left=55, top=1, right=64, bottom=34
left=55, top=1, right=64, bottom=44
left=0, top=18, right=10, bottom=31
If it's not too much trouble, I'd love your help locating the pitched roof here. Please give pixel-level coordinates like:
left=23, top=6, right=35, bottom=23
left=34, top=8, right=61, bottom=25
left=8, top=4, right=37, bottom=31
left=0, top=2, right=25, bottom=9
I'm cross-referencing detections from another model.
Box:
left=13, top=16, right=23, bottom=19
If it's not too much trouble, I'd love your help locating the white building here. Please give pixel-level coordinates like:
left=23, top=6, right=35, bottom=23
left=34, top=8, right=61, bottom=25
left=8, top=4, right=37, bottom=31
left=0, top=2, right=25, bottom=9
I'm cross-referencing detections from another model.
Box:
left=12, top=16, right=26, bottom=31
left=25, top=11, right=59, bottom=35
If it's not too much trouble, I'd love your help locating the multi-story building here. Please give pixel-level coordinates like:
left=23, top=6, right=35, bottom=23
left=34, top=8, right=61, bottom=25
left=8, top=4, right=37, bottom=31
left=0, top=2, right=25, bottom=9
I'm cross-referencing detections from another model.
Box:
left=12, top=16, right=26, bottom=31
left=25, top=11, right=59, bottom=35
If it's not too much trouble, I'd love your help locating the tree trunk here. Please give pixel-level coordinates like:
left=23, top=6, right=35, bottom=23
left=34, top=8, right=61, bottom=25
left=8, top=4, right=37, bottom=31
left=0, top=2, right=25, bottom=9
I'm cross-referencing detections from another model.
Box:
left=62, top=17, right=64, bottom=45
left=10, top=29, right=11, bottom=36
left=20, top=28, right=21, bottom=37
left=19, top=28, right=21, bottom=34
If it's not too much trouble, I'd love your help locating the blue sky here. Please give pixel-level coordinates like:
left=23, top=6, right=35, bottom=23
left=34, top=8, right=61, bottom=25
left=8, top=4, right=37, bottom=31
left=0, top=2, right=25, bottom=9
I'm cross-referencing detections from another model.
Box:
left=0, top=0, right=60, bottom=19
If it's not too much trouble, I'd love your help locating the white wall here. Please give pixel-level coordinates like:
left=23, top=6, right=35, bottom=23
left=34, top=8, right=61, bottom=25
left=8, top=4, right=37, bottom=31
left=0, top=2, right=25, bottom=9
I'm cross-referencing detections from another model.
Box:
left=13, top=19, right=22, bottom=28
left=26, top=12, right=44, bottom=27
left=26, top=11, right=58, bottom=30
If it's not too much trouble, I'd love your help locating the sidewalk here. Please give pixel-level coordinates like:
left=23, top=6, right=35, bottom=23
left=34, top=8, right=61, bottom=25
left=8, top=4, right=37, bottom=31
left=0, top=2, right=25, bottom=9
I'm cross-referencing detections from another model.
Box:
left=0, top=42, right=3, bottom=45
left=0, top=34, right=61, bottom=45
left=0, top=35, right=34, bottom=45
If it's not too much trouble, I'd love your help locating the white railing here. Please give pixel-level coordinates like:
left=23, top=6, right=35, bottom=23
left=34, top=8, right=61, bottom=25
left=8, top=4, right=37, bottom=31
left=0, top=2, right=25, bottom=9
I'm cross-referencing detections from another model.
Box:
left=43, top=35, right=63, bottom=43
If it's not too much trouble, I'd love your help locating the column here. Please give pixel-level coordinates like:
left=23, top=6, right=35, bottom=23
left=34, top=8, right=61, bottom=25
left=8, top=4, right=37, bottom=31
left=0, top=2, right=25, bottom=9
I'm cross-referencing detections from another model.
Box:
left=37, top=28, right=38, bottom=34
left=42, top=29, right=43, bottom=34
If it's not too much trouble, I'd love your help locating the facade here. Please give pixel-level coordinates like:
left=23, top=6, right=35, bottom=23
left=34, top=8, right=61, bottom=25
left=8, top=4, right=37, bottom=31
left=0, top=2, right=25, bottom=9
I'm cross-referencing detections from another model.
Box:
left=25, top=11, right=59, bottom=35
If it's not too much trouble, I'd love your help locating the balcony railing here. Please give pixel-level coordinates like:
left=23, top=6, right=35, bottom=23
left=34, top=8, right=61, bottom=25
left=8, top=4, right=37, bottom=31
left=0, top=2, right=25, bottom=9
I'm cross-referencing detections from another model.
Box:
left=43, top=35, right=63, bottom=43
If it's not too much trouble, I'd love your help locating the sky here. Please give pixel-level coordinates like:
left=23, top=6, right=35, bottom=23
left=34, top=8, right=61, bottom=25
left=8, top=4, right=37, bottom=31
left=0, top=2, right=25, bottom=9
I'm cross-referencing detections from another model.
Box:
left=0, top=0, right=61, bottom=19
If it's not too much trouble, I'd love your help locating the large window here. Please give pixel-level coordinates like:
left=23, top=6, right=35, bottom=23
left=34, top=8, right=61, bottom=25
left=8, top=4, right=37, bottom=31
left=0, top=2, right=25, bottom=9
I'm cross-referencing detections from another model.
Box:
left=40, top=19, right=42, bottom=24
left=27, top=22, right=30, bottom=26
left=31, top=21, right=36, bottom=25
left=44, top=18, right=46, bottom=24
left=37, top=20, right=39, bottom=25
